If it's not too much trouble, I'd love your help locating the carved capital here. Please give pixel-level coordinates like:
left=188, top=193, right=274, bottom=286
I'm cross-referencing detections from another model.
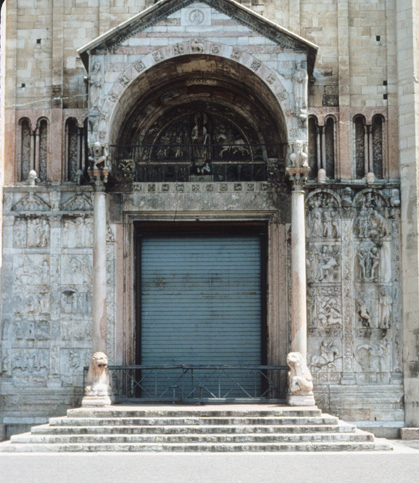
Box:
left=88, top=167, right=109, bottom=188
left=286, top=166, right=310, bottom=190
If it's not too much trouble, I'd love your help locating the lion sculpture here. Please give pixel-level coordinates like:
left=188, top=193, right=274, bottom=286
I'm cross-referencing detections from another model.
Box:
left=287, top=351, right=314, bottom=396
left=84, top=352, right=112, bottom=397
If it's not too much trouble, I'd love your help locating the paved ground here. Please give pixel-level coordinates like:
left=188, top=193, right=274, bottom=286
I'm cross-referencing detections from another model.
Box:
left=1, top=440, right=419, bottom=483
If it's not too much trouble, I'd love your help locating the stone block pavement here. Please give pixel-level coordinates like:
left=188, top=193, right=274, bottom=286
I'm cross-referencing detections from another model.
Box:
left=0, top=440, right=419, bottom=483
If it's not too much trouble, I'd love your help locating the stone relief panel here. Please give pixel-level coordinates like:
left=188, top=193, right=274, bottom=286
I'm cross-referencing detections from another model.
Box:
left=309, top=339, right=342, bottom=384
left=307, top=286, right=342, bottom=333
left=306, top=244, right=341, bottom=283
left=306, top=190, right=341, bottom=239
left=62, top=216, right=93, bottom=248
left=13, top=319, right=59, bottom=342
left=61, top=255, right=93, bottom=290
left=14, top=217, right=50, bottom=248
left=2, top=189, right=97, bottom=391
left=12, top=193, right=51, bottom=212
left=59, top=348, right=92, bottom=387
left=306, top=188, right=401, bottom=388
left=10, top=349, right=50, bottom=386
left=14, top=255, right=50, bottom=290
left=61, top=193, right=93, bottom=211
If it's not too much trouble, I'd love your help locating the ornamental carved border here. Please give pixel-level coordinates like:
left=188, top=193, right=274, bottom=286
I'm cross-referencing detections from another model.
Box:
left=90, top=41, right=298, bottom=146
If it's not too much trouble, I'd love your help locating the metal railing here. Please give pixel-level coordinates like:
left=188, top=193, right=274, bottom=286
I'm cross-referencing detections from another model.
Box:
left=84, top=364, right=289, bottom=403
left=109, top=143, right=285, bottom=183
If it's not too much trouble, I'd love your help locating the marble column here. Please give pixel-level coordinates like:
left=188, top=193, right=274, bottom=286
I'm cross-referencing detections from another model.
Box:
left=287, top=166, right=310, bottom=360
left=92, top=179, right=107, bottom=353
left=82, top=164, right=113, bottom=407
left=286, top=164, right=315, bottom=406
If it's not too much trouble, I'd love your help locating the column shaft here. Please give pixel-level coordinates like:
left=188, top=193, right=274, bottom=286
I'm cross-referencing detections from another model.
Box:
left=290, top=189, right=307, bottom=360
left=92, top=188, right=107, bottom=353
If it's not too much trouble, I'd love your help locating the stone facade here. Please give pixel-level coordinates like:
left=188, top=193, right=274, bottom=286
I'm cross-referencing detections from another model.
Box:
left=0, top=0, right=418, bottom=438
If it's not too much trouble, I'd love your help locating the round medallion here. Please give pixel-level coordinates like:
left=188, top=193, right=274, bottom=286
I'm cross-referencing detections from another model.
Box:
left=189, top=9, right=204, bottom=25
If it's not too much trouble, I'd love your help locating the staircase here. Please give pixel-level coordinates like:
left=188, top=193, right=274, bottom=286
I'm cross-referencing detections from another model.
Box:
left=0, top=405, right=392, bottom=452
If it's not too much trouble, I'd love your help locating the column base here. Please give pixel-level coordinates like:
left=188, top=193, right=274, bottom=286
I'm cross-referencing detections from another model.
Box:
left=81, top=395, right=114, bottom=408
left=287, top=394, right=316, bottom=407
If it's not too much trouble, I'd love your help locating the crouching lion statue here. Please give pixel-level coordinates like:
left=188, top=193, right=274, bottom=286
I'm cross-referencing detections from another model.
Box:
left=287, top=352, right=316, bottom=406
left=82, top=352, right=114, bottom=407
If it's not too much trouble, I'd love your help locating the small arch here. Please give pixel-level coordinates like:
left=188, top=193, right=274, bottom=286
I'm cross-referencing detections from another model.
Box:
left=353, top=188, right=390, bottom=209
left=18, top=118, right=32, bottom=182
left=308, top=116, right=319, bottom=180
left=306, top=187, right=342, bottom=208
left=372, top=114, right=385, bottom=179
left=37, top=117, right=49, bottom=182
left=353, top=115, right=366, bottom=179
left=66, top=118, right=82, bottom=182
left=324, top=116, right=336, bottom=179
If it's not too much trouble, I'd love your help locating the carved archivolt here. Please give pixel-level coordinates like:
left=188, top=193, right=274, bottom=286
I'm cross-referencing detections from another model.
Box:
left=88, top=40, right=297, bottom=146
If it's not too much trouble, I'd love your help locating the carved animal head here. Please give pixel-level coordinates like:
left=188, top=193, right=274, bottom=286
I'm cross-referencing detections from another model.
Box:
left=90, top=352, right=108, bottom=371
left=287, top=351, right=303, bottom=369
left=287, top=351, right=312, bottom=381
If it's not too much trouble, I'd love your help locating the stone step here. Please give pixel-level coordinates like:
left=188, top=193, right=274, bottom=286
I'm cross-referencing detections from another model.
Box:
left=31, top=423, right=356, bottom=436
left=10, top=430, right=373, bottom=445
left=0, top=441, right=388, bottom=453
left=48, top=416, right=340, bottom=427
left=0, top=405, right=393, bottom=453
left=66, top=408, right=323, bottom=419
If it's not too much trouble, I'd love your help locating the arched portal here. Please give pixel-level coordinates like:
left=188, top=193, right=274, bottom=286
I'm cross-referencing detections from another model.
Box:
left=107, top=55, right=288, bottom=185
left=101, top=55, right=292, bottom=389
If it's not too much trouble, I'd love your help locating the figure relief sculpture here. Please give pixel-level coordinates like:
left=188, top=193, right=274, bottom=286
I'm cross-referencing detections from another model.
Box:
left=88, top=142, right=109, bottom=169
left=307, top=193, right=341, bottom=239
left=191, top=38, right=204, bottom=53
left=27, top=219, right=49, bottom=247
left=356, top=298, right=372, bottom=328
left=14, top=219, right=27, bottom=247
left=88, top=61, right=104, bottom=111
left=342, top=187, right=353, bottom=209
left=310, top=340, right=341, bottom=372
left=82, top=352, right=114, bottom=407
left=315, top=245, right=340, bottom=282
left=354, top=196, right=388, bottom=239
left=358, top=244, right=380, bottom=282
left=289, top=141, right=309, bottom=168
left=287, top=352, right=315, bottom=406
left=356, top=340, right=389, bottom=373
left=291, top=61, right=308, bottom=120
left=379, top=288, right=392, bottom=329
left=191, top=112, right=211, bottom=175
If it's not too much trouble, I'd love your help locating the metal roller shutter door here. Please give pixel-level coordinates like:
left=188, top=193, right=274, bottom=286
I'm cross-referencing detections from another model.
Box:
left=140, top=236, right=262, bottom=399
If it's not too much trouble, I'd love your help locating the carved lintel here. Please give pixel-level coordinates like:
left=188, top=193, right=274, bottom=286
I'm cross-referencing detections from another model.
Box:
left=286, top=166, right=310, bottom=190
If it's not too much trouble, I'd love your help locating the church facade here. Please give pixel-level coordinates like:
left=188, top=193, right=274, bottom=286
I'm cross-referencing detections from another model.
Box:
left=0, top=0, right=418, bottom=438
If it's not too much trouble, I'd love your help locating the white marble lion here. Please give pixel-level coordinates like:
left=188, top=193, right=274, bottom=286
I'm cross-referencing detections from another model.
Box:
left=287, top=351, right=314, bottom=396
left=85, top=351, right=112, bottom=397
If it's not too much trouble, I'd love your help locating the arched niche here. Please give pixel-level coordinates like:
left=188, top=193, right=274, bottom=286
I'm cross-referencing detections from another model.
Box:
left=106, top=55, right=288, bottom=183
